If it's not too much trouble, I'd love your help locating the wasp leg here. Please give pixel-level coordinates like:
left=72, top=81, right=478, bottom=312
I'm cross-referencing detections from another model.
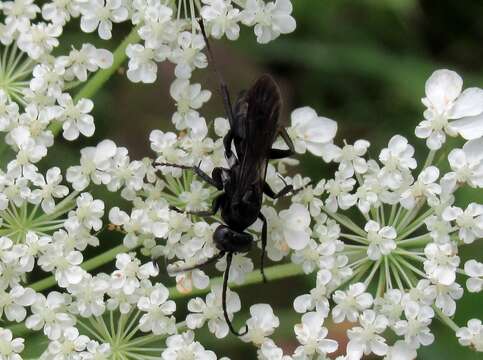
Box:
left=169, top=195, right=222, bottom=217
left=158, top=163, right=223, bottom=190
left=263, top=180, right=313, bottom=200
left=167, top=251, right=226, bottom=275
left=269, top=148, right=294, bottom=159
left=223, top=252, right=248, bottom=336
left=259, top=213, right=268, bottom=283
left=269, top=128, right=296, bottom=159
left=263, top=182, right=294, bottom=199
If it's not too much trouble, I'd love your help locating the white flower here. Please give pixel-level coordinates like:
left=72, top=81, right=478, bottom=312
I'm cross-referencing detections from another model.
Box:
left=241, top=304, right=280, bottom=346
left=47, top=326, right=89, bottom=357
left=126, top=43, right=169, bottom=83
left=170, top=32, right=208, bottom=79
left=346, top=310, right=389, bottom=360
left=111, top=253, right=158, bottom=295
left=423, top=242, right=459, bottom=285
left=37, top=242, right=85, bottom=287
left=289, top=106, right=337, bottom=160
left=57, top=94, right=95, bottom=141
left=66, top=192, right=104, bottom=232
left=58, top=43, right=113, bottom=82
left=136, top=3, right=175, bottom=48
left=215, top=253, right=254, bottom=285
left=80, top=0, right=128, bottom=40
left=294, top=269, right=332, bottom=316
left=290, top=176, right=325, bottom=216
left=26, top=292, right=75, bottom=340
left=30, top=63, right=64, bottom=98
left=293, top=312, right=338, bottom=358
left=68, top=273, right=109, bottom=317
left=442, top=203, right=483, bottom=244
left=0, top=286, right=36, bottom=322
left=0, top=90, right=19, bottom=131
left=374, top=289, right=404, bottom=325
left=258, top=339, right=291, bottom=360
left=291, top=239, right=323, bottom=274
left=393, top=302, right=435, bottom=348
left=83, top=341, right=112, bottom=360
left=162, top=331, right=216, bottom=360
left=150, top=130, right=187, bottom=168
left=379, top=135, right=417, bottom=190
left=29, top=167, right=69, bottom=213
left=464, top=260, right=483, bottom=293
left=365, top=220, right=397, bottom=260
left=241, top=0, right=296, bottom=44
left=332, top=140, right=370, bottom=175
left=0, top=328, right=24, bottom=360
left=170, top=79, right=211, bottom=130
left=332, top=282, right=373, bottom=323
left=42, top=0, right=81, bottom=25
left=186, top=285, right=241, bottom=338
left=278, top=203, right=311, bottom=250
left=400, top=166, right=441, bottom=209
left=66, top=139, right=117, bottom=191
left=456, top=319, right=483, bottom=351
left=434, top=282, right=463, bottom=316
left=383, top=341, right=418, bottom=360
left=17, top=22, right=62, bottom=60
left=325, top=170, right=357, bottom=212
left=416, top=69, right=483, bottom=148
left=446, top=137, right=483, bottom=188
left=137, top=284, right=176, bottom=335
left=201, top=0, right=241, bottom=40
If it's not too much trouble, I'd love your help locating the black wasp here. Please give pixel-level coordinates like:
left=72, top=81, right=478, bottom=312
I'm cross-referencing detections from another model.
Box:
left=159, top=20, right=305, bottom=336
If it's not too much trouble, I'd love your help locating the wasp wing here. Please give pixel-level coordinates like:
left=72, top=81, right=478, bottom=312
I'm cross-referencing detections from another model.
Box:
left=236, top=74, right=282, bottom=191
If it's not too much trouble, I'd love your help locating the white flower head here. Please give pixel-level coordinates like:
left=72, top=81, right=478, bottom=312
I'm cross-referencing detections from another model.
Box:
left=417, top=69, right=483, bottom=148
left=332, top=282, right=373, bottom=323
left=137, top=284, right=176, bottom=335
left=201, top=0, right=241, bottom=40
left=80, top=0, right=129, bottom=40
left=293, top=311, right=338, bottom=358
left=464, top=260, right=483, bottom=293
left=423, top=242, right=459, bottom=286
left=289, top=106, right=338, bottom=161
left=278, top=203, right=311, bottom=250
left=186, top=285, right=241, bottom=338
left=365, top=220, right=397, bottom=260
left=0, top=327, right=24, bottom=360
left=456, top=319, right=483, bottom=352
left=241, top=0, right=296, bottom=44
left=346, top=310, right=389, bottom=360
left=241, top=304, right=280, bottom=346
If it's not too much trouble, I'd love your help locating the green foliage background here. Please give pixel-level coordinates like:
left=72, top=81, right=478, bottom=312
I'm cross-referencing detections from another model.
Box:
left=10, top=0, right=483, bottom=358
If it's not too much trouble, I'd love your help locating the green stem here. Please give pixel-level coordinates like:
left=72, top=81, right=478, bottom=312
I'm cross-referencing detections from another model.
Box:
left=397, top=233, right=432, bottom=247
left=47, top=26, right=141, bottom=137
left=434, top=306, right=460, bottom=332
left=397, top=207, right=434, bottom=240
left=422, top=150, right=436, bottom=170
left=30, top=244, right=128, bottom=291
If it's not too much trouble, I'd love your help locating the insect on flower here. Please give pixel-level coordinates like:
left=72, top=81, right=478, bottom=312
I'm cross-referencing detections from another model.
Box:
left=159, top=19, right=306, bottom=336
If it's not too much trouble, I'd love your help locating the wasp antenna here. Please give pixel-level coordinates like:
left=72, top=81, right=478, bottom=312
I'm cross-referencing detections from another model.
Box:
left=197, top=18, right=236, bottom=128
left=223, top=252, right=249, bottom=336
left=167, top=251, right=226, bottom=276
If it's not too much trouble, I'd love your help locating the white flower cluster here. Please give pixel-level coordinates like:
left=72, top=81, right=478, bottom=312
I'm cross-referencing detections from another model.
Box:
left=134, top=68, right=481, bottom=360
left=0, top=1, right=298, bottom=358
